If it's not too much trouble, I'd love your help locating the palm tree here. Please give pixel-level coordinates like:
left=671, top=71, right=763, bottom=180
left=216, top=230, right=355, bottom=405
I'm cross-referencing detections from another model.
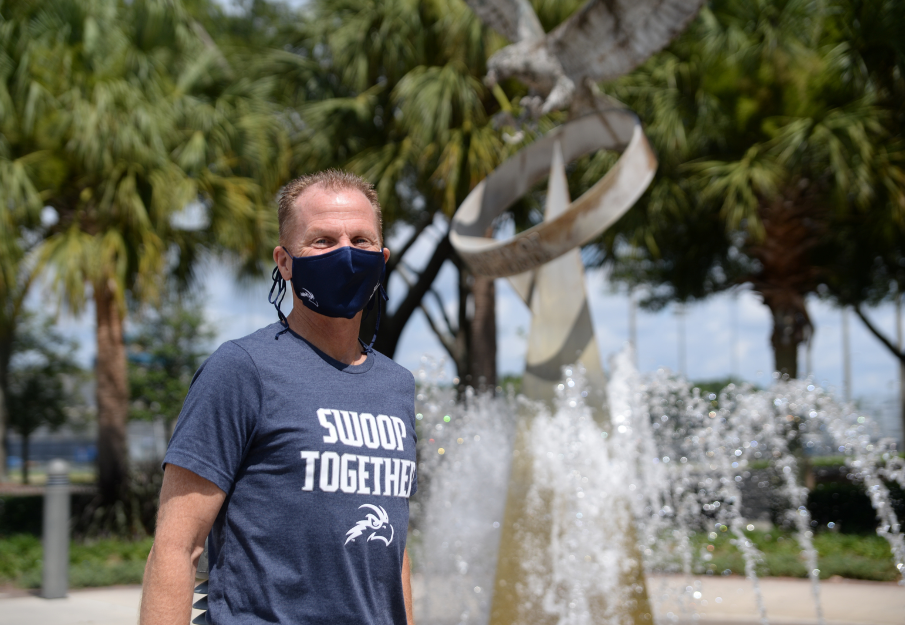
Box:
left=2, top=0, right=289, bottom=503
left=0, top=5, right=59, bottom=480
left=582, top=0, right=904, bottom=378
left=294, top=0, right=524, bottom=388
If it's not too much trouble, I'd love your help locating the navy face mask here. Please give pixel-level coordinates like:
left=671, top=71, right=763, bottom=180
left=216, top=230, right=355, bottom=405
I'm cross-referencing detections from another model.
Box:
left=268, top=246, right=388, bottom=346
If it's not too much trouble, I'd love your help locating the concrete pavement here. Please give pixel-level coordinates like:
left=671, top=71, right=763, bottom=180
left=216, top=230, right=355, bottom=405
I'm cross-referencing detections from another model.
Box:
left=0, top=586, right=143, bottom=625
left=647, top=575, right=904, bottom=625
left=0, top=586, right=205, bottom=625
left=0, top=575, right=901, bottom=624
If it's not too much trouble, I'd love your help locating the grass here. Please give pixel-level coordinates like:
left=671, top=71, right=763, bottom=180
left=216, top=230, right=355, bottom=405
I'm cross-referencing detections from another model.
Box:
left=691, top=528, right=901, bottom=582
left=0, top=528, right=899, bottom=589
left=4, top=467, right=98, bottom=485
left=0, top=534, right=152, bottom=589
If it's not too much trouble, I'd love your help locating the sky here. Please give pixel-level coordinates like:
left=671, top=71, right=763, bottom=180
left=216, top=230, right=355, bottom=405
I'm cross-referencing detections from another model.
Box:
left=36, top=212, right=903, bottom=441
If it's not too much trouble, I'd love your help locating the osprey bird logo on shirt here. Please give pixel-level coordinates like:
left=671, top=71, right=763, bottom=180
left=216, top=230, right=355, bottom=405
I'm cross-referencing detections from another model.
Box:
left=345, top=504, right=394, bottom=546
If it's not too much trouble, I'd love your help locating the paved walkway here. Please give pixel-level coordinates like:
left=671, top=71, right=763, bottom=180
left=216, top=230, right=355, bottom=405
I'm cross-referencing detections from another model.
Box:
left=0, top=586, right=204, bottom=625
left=0, top=586, right=144, bottom=625
left=0, top=576, right=900, bottom=624
left=648, top=575, right=904, bottom=625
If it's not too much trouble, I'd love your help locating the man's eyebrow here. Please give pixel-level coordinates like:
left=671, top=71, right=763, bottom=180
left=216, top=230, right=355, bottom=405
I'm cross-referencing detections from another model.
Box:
left=305, top=227, right=379, bottom=240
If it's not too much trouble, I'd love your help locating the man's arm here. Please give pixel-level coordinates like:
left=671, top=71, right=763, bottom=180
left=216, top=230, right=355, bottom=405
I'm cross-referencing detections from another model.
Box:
left=402, top=547, right=415, bottom=625
left=140, top=464, right=226, bottom=625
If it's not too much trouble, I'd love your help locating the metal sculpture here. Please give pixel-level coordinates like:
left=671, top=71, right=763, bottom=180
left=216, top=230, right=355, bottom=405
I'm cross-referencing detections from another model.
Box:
left=453, top=0, right=705, bottom=404
left=450, top=110, right=656, bottom=409
left=468, top=0, right=705, bottom=115
left=449, top=2, right=705, bottom=623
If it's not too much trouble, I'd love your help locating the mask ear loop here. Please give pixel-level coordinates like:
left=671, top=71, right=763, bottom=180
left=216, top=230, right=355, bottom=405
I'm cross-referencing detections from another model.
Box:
left=359, top=284, right=389, bottom=351
left=269, top=266, right=291, bottom=340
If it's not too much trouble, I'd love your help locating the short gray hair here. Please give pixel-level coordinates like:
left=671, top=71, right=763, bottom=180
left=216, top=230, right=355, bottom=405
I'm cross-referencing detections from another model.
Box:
left=278, top=169, right=383, bottom=246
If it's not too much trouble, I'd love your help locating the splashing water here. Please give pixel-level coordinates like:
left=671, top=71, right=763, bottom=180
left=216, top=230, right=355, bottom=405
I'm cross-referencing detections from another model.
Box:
left=411, top=349, right=904, bottom=625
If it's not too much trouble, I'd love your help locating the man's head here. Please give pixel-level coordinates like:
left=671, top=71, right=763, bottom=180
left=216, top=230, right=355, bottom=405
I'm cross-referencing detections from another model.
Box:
left=273, top=170, right=390, bottom=317
left=277, top=170, right=383, bottom=251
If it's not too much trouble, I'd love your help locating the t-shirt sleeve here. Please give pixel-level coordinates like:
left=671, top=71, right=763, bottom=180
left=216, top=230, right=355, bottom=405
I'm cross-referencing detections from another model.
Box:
left=163, top=341, right=262, bottom=494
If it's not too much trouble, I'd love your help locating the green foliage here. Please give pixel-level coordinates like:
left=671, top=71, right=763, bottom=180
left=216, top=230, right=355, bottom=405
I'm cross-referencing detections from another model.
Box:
left=1, top=0, right=292, bottom=501
left=530, top=0, right=586, bottom=33
left=0, top=533, right=153, bottom=588
left=0, top=0, right=288, bottom=309
left=291, top=0, right=541, bottom=368
left=0, top=496, right=43, bottom=536
left=0, top=464, right=163, bottom=540
left=0, top=534, right=41, bottom=582
left=297, top=0, right=524, bottom=223
left=582, top=0, right=905, bottom=315
left=71, top=461, right=165, bottom=538
left=0, top=494, right=96, bottom=536
left=498, top=374, right=523, bottom=395
left=693, top=377, right=752, bottom=396
left=7, top=315, right=83, bottom=437
left=5, top=314, right=86, bottom=483
left=693, top=528, right=901, bottom=582
left=0, top=528, right=896, bottom=588
left=809, top=480, right=905, bottom=534
left=128, top=294, right=214, bottom=429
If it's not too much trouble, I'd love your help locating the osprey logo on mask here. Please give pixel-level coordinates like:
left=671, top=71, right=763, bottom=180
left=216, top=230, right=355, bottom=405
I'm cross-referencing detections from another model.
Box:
left=299, top=287, right=318, bottom=307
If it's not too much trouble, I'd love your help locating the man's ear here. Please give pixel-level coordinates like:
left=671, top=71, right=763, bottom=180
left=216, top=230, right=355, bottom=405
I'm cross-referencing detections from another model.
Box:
left=274, top=246, right=293, bottom=280
left=383, top=247, right=391, bottom=264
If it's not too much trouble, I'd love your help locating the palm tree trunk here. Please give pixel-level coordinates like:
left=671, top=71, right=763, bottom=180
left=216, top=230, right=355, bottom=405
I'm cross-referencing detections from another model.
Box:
left=371, top=233, right=452, bottom=358
left=95, top=281, right=129, bottom=505
left=747, top=189, right=820, bottom=379
left=454, top=259, right=472, bottom=388
left=411, top=245, right=498, bottom=394
left=764, top=294, right=811, bottom=378
left=452, top=228, right=497, bottom=393
left=469, top=274, right=497, bottom=391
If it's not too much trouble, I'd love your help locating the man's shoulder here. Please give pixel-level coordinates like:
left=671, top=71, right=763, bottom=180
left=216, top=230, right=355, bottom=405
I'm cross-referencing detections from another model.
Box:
left=369, top=349, right=415, bottom=388
left=229, top=322, right=287, bottom=348
left=198, top=324, right=284, bottom=373
left=214, top=323, right=291, bottom=360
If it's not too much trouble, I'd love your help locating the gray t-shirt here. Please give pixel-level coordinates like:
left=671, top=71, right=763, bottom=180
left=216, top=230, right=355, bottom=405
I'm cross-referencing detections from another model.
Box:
left=164, top=323, right=417, bottom=625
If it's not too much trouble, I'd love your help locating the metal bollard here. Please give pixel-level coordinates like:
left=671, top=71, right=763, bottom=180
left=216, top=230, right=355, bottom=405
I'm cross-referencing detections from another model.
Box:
left=42, top=459, right=70, bottom=599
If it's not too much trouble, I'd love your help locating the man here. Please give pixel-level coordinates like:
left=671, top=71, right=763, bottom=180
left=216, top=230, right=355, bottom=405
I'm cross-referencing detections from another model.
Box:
left=141, top=170, right=417, bottom=625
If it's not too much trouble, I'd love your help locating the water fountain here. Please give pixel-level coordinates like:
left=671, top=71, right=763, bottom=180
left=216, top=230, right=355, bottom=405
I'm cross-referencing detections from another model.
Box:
left=410, top=350, right=904, bottom=625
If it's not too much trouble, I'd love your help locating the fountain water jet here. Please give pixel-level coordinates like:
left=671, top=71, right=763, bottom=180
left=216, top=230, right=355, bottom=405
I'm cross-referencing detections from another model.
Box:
left=411, top=349, right=904, bottom=625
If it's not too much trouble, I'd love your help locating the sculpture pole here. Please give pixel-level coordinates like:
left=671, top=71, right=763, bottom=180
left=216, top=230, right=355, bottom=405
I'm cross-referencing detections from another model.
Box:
left=518, top=141, right=608, bottom=410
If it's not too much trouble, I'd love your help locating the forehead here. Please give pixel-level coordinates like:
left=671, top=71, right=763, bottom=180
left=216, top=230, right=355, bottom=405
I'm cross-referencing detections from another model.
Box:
left=292, top=184, right=379, bottom=235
